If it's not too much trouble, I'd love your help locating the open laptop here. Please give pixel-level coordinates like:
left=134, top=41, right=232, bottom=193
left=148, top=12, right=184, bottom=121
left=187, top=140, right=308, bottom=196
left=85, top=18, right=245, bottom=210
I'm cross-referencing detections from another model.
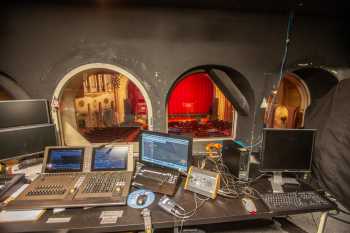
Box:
left=133, top=131, right=192, bottom=195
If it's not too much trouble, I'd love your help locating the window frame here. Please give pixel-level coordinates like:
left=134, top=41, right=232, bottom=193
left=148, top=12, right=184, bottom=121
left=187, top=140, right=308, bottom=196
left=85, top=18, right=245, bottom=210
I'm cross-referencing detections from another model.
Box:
left=51, top=63, right=153, bottom=146
left=165, top=71, right=238, bottom=141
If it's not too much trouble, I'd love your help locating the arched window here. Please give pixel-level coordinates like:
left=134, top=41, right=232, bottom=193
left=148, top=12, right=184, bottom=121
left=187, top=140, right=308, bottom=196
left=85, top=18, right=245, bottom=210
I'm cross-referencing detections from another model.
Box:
left=167, top=72, right=237, bottom=139
left=264, top=67, right=338, bottom=129
left=265, top=74, right=310, bottom=128
left=52, top=64, right=152, bottom=145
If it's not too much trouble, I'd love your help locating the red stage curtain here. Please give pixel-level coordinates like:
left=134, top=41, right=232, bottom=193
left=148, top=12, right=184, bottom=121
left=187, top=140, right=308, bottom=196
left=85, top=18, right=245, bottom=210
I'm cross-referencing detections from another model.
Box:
left=127, top=81, right=147, bottom=114
left=168, top=73, right=214, bottom=115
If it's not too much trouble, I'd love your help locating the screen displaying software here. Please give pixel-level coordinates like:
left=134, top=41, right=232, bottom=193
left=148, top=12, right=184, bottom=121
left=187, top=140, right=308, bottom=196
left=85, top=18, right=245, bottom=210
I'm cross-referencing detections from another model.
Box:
left=46, top=148, right=84, bottom=172
left=92, top=147, right=128, bottom=171
left=141, top=133, right=190, bottom=172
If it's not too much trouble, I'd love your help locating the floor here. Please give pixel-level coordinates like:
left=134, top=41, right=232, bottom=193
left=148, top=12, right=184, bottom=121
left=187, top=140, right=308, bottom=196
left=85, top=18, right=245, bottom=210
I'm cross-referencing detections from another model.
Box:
left=287, top=208, right=350, bottom=233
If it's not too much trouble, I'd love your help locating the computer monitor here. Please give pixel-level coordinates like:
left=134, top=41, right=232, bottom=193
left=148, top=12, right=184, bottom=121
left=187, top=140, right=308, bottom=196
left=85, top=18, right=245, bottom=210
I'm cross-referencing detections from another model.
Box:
left=260, top=128, right=316, bottom=172
left=139, top=131, right=192, bottom=173
left=0, top=99, right=50, bottom=129
left=44, top=147, right=85, bottom=173
left=0, top=124, right=58, bottom=161
left=92, top=146, right=129, bottom=171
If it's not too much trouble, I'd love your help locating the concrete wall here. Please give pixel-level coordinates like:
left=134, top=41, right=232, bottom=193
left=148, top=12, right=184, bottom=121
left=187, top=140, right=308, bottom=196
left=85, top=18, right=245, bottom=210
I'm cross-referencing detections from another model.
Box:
left=0, top=2, right=348, bottom=142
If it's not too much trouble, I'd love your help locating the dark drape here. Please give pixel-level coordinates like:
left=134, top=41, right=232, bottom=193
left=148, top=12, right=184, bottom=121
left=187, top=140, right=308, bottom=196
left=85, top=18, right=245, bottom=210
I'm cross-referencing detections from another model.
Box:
left=304, top=79, right=350, bottom=210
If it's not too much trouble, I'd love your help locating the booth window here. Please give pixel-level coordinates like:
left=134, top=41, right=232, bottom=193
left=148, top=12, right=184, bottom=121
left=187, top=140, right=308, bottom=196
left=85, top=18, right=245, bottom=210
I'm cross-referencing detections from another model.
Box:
left=58, top=69, right=148, bottom=144
left=167, top=72, right=236, bottom=138
left=264, top=68, right=339, bottom=129
left=264, top=74, right=310, bottom=128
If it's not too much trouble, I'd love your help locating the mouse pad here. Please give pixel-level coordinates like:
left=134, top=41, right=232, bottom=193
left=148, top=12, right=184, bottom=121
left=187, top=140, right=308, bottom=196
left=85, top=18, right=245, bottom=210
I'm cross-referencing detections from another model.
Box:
left=127, top=189, right=155, bottom=209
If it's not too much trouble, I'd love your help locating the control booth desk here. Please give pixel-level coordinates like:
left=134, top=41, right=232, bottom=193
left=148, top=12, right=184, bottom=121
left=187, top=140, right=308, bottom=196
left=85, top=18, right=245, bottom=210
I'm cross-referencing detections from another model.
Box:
left=0, top=178, right=336, bottom=233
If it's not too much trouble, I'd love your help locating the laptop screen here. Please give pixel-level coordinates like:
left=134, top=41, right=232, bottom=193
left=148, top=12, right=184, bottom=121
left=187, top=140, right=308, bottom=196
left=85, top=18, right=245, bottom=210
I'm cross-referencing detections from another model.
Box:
left=140, top=131, right=192, bottom=172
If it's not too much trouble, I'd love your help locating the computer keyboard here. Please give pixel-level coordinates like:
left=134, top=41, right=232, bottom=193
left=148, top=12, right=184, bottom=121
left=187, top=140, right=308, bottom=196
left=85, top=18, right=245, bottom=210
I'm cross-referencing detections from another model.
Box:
left=260, top=191, right=333, bottom=212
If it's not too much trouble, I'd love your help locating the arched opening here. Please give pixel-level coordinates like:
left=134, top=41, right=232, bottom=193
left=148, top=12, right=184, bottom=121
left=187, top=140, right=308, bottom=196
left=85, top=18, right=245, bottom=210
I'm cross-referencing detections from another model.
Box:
left=293, top=67, right=338, bottom=101
left=166, top=71, right=237, bottom=139
left=52, top=63, right=153, bottom=146
left=265, top=73, right=310, bottom=128
left=264, top=67, right=338, bottom=129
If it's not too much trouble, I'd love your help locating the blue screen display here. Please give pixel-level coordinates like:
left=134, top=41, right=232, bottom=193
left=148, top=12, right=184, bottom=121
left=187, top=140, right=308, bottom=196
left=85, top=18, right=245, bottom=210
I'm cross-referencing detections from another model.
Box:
left=141, top=133, right=190, bottom=172
left=47, top=149, right=83, bottom=171
left=93, top=147, right=128, bottom=170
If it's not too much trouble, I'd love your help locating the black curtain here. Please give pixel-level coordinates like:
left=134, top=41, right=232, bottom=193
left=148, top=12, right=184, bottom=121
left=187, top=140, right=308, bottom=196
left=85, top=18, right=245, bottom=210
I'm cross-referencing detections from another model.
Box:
left=304, top=79, right=350, bottom=210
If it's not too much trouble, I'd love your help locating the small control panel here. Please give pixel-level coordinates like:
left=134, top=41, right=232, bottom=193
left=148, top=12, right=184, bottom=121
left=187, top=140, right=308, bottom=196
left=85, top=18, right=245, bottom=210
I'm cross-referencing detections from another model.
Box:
left=184, top=166, right=220, bottom=199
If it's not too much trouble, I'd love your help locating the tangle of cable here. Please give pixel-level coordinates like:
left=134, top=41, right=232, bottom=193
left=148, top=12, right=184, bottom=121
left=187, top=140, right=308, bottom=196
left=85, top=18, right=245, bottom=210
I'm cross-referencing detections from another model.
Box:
left=202, top=151, right=264, bottom=199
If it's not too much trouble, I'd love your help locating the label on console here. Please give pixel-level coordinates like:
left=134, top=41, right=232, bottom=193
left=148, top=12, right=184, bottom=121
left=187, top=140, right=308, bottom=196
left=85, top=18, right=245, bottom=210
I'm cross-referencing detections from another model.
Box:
left=100, top=210, right=123, bottom=218
left=46, top=217, right=71, bottom=223
left=100, top=216, right=118, bottom=224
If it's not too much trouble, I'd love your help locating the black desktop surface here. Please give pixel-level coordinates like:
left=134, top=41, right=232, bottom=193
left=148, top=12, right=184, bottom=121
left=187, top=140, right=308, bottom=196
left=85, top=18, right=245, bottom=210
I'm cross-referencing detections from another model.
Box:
left=0, top=178, right=336, bottom=233
left=0, top=100, right=50, bottom=129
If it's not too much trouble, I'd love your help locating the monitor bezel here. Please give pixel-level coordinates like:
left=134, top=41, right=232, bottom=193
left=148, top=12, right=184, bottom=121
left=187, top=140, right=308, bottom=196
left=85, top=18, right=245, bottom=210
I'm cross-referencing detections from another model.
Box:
left=0, top=124, right=58, bottom=162
left=91, top=146, right=129, bottom=171
left=0, top=99, right=51, bottom=128
left=139, top=130, right=192, bottom=173
left=44, top=147, right=85, bottom=173
left=259, top=128, right=316, bottom=173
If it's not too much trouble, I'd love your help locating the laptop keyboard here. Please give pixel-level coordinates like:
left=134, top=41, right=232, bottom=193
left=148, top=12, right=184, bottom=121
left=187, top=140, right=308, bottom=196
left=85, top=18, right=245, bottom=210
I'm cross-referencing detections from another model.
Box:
left=139, top=168, right=178, bottom=184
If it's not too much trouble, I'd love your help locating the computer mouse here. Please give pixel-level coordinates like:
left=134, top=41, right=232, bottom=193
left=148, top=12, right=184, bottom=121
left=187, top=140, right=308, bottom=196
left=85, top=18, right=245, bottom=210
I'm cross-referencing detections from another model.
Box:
left=136, top=194, right=148, bottom=206
left=242, top=197, right=256, bottom=215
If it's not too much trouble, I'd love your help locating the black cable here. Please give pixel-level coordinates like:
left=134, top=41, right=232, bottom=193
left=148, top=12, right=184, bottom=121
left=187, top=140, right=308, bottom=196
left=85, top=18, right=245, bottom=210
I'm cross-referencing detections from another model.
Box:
left=264, top=10, right=295, bottom=124
left=310, top=213, right=318, bottom=230
left=338, top=207, right=350, bottom=216
left=329, top=215, right=350, bottom=225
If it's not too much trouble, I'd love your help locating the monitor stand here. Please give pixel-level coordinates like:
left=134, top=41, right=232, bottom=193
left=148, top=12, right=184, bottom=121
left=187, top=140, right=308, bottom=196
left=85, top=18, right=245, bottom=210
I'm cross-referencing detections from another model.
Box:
left=269, top=172, right=300, bottom=193
left=269, top=172, right=284, bottom=193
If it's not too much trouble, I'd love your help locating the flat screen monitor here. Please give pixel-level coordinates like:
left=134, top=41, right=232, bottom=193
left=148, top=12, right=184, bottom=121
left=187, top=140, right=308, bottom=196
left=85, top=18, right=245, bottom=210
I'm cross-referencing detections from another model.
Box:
left=139, top=131, right=192, bottom=172
left=0, top=124, right=57, bottom=161
left=45, top=148, right=84, bottom=173
left=92, top=146, right=129, bottom=171
left=0, top=99, right=50, bottom=129
left=260, top=128, right=316, bottom=172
